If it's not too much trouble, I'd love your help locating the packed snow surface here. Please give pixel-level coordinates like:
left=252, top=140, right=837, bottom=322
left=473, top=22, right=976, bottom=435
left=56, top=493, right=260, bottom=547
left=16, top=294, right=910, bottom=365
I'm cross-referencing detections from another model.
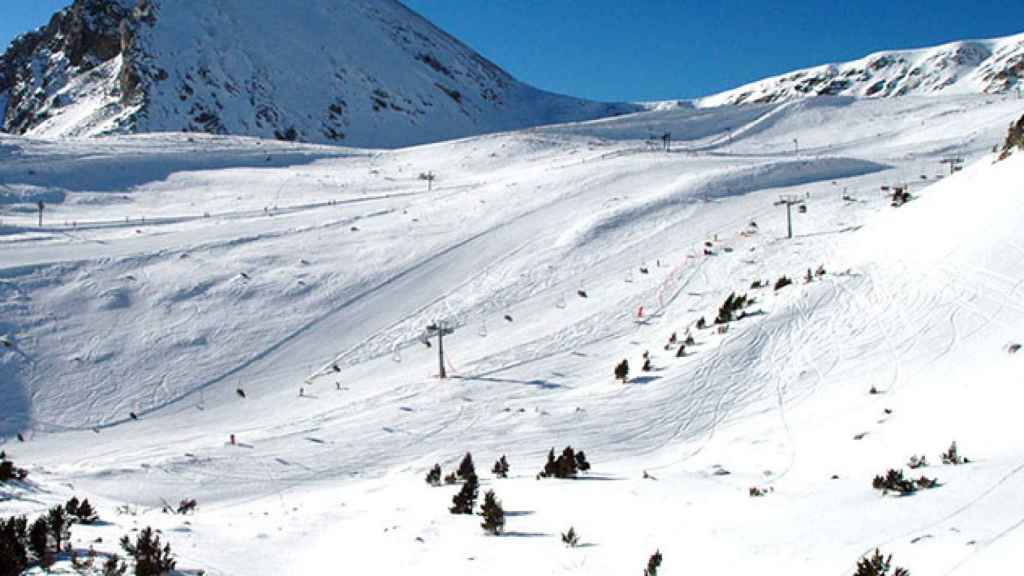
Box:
left=2, top=93, right=1024, bottom=575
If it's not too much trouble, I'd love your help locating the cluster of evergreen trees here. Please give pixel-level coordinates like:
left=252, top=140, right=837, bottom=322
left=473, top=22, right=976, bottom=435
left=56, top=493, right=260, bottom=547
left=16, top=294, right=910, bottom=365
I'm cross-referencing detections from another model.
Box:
left=538, top=446, right=590, bottom=479
left=0, top=451, right=28, bottom=483
left=439, top=453, right=505, bottom=534
left=428, top=452, right=512, bottom=487
left=0, top=497, right=97, bottom=574
left=0, top=495, right=178, bottom=576
left=871, top=468, right=938, bottom=495
left=715, top=292, right=750, bottom=324
left=428, top=448, right=595, bottom=535
left=450, top=453, right=479, bottom=515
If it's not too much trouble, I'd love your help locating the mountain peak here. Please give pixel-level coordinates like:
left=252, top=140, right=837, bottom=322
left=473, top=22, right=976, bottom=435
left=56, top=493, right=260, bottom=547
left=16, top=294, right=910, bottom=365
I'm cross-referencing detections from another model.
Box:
left=0, top=0, right=636, bottom=147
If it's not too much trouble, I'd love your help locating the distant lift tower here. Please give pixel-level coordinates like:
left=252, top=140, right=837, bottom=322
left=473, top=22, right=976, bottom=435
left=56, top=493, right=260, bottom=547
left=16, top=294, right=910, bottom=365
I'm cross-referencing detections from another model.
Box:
left=940, top=157, right=964, bottom=175
left=425, top=321, right=454, bottom=379
left=774, top=194, right=804, bottom=239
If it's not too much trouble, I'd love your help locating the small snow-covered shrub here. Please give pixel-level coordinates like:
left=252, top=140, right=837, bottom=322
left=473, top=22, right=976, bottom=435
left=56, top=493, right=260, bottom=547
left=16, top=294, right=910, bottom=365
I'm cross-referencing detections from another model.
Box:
left=425, top=463, right=442, bottom=486
left=872, top=469, right=916, bottom=495
left=561, top=526, right=579, bottom=547
left=872, top=469, right=939, bottom=495
left=102, top=553, right=128, bottom=576
left=941, top=441, right=969, bottom=465
left=177, top=498, right=198, bottom=515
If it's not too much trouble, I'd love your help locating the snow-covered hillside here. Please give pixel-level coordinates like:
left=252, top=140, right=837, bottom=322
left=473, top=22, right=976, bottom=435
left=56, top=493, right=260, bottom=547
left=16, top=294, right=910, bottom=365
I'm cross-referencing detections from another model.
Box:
left=700, top=32, right=1024, bottom=106
left=0, top=0, right=637, bottom=147
left=2, top=89, right=1024, bottom=574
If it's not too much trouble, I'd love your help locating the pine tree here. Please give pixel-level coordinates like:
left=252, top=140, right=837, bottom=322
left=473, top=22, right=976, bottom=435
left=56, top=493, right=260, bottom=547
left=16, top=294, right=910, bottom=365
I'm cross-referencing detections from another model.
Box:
left=425, top=463, right=442, bottom=486
left=120, top=526, right=176, bottom=576
left=854, top=549, right=909, bottom=576
left=75, top=499, right=99, bottom=524
left=614, top=359, right=629, bottom=382
left=559, top=446, right=579, bottom=477
left=574, top=450, right=591, bottom=473
left=0, top=516, right=29, bottom=576
left=541, top=448, right=558, bottom=477
left=443, top=472, right=457, bottom=485
left=65, top=496, right=81, bottom=517
left=28, top=516, right=49, bottom=568
left=449, top=474, right=478, bottom=514
left=716, top=292, right=736, bottom=324
left=46, top=505, right=70, bottom=554
left=492, top=455, right=509, bottom=479
left=457, top=452, right=476, bottom=482
left=644, top=549, right=663, bottom=576
left=479, top=490, right=505, bottom=535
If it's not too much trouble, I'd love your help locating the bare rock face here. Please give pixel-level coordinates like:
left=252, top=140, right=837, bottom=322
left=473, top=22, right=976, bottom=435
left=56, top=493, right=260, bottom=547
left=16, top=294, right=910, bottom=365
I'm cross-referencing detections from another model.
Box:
left=998, top=113, right=1024, bottom=160
left=0, top=0, right=139, bottom=133
left=0, top=0, right=637, bottom=147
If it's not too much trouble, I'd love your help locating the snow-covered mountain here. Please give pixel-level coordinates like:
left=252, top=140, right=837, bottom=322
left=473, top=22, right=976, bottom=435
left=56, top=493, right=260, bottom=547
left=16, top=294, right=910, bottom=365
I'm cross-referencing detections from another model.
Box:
left=0, top=0, right=638, bottom=148
left=700, top=32, right=1024, bottom=107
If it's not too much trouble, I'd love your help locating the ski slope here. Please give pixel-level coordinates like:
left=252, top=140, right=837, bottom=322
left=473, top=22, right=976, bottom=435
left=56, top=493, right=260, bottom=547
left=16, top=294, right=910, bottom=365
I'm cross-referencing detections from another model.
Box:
left=2, top=93, right=1024, bottom=575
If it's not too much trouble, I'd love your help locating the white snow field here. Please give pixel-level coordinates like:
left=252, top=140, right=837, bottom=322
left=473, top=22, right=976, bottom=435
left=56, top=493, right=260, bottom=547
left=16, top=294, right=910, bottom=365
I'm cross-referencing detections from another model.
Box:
left=2, top=93, right=1024, bottom=575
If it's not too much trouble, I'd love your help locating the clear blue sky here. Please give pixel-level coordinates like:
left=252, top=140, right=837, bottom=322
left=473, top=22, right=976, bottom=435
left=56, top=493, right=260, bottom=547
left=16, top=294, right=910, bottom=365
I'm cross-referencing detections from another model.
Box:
left=4, top=1, right=1023, bottom=102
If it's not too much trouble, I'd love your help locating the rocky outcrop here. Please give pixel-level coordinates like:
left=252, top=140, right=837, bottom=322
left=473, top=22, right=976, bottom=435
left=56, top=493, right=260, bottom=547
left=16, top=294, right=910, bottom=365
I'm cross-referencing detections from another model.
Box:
left=998, top=113, right=1024, bottom=161
left=0, top=0, right=140, bottom=133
